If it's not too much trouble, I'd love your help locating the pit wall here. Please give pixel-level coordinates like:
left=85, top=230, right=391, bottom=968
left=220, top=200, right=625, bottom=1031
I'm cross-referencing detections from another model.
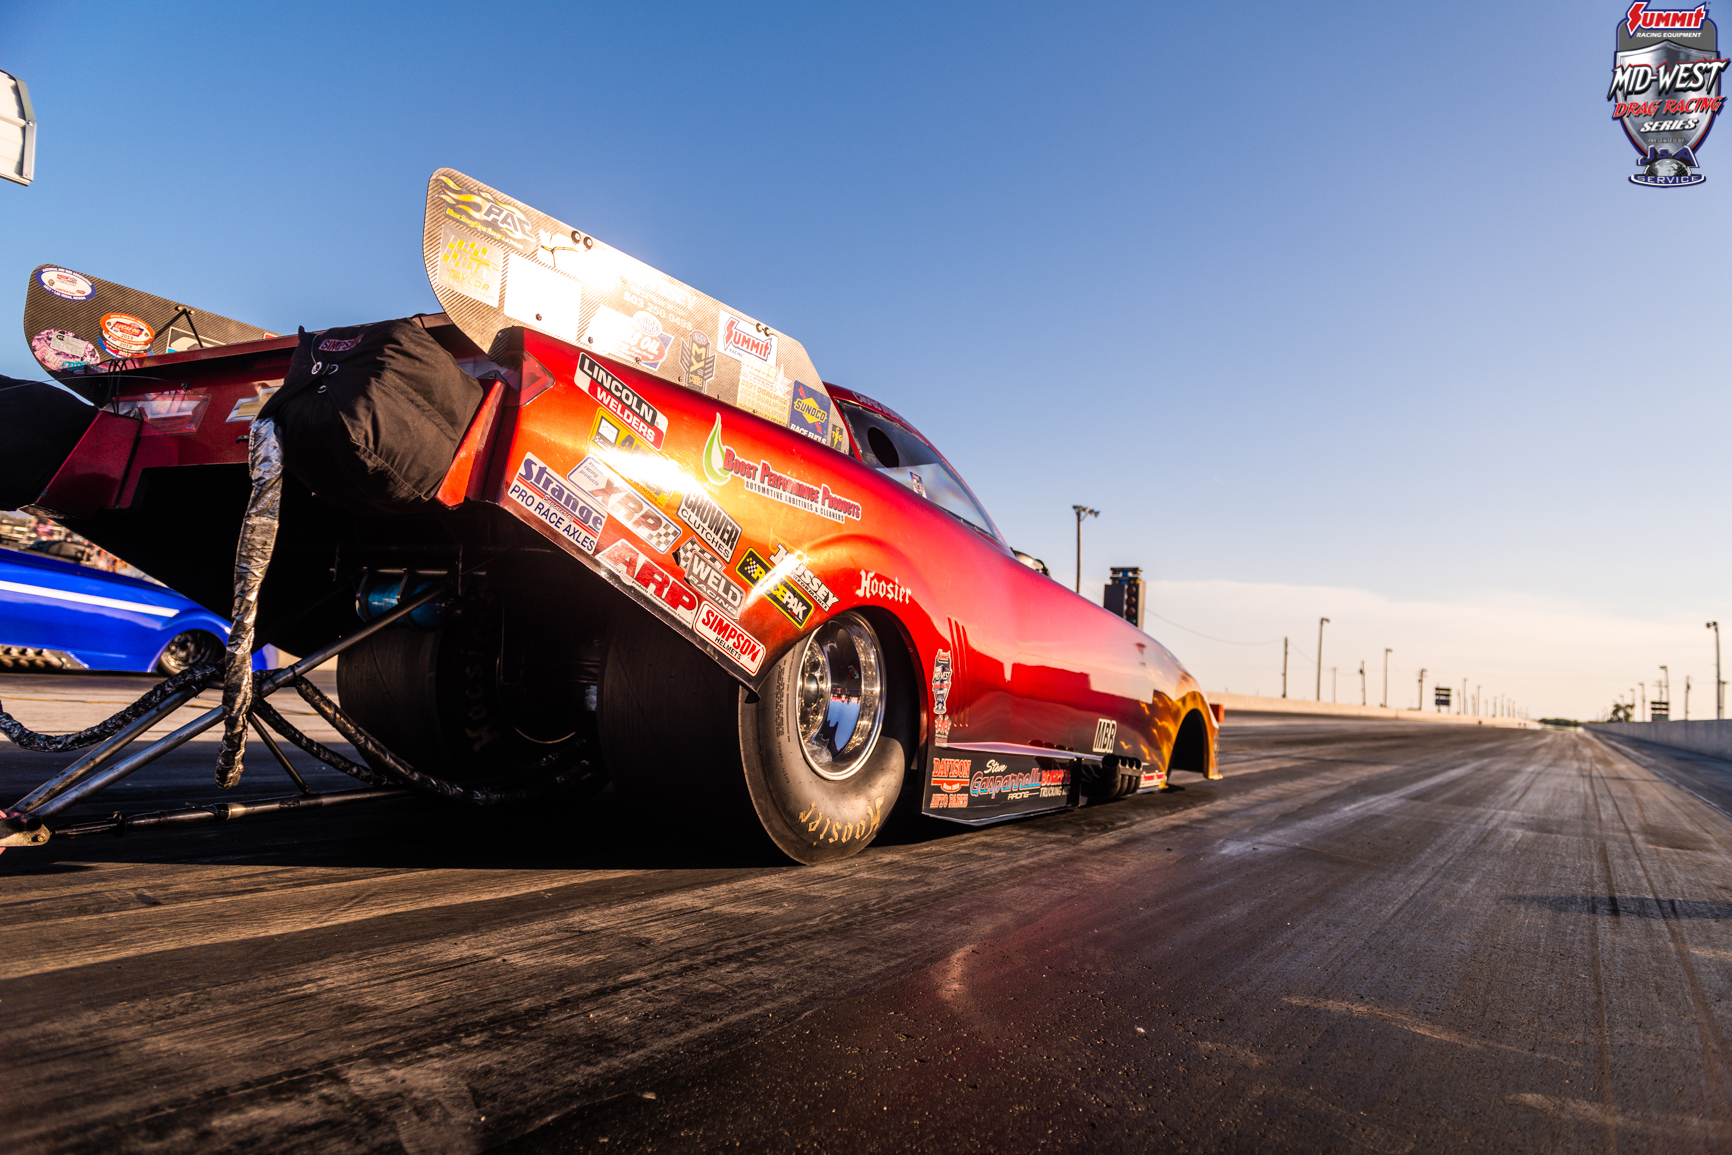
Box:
left=1209, top=693, right=1537, bottom=728
left=1588, top=720, right=1732, bottom=760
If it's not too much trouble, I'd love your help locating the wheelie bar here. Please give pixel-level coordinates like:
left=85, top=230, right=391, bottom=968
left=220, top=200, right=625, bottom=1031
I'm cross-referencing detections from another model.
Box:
left=52, top=786, right=412, bottom=840
left=0, top=583, right=450, bottom=849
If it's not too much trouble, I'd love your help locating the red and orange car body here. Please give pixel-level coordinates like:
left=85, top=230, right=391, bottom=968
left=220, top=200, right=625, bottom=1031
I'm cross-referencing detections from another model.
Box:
left=36, top=318, right=1218, bottom=826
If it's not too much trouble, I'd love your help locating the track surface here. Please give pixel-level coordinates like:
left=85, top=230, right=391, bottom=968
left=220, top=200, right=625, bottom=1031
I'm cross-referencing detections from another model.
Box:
left=5, top=681, right=1732, bottom=1153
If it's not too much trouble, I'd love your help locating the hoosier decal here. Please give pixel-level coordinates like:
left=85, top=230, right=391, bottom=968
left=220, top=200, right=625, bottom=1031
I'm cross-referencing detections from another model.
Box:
left=677, top=488, right=742, bottom=561
left=508, top=452, right=608, bottom=553
left=578, top=352, right=669, bottom=449
left=735, top=548, right=816, bottom=629
left=695, top=600, right=765, bottom=674
left=568, top=455, right=680, bottom=552
left=598, top=539, right=700, bottom=626
left=855, top=570, right=913, bottom=605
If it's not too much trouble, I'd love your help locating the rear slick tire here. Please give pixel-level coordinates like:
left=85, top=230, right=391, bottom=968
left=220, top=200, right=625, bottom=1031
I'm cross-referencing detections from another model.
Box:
left=738, top=610, right=916, bottom=865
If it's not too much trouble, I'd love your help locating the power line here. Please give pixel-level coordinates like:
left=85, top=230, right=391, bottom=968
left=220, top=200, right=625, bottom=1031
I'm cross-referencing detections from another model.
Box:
left=1144, top=611, right=1282, bottom=647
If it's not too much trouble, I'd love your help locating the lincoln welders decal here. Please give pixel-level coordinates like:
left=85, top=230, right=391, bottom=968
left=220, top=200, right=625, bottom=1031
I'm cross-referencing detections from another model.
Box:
left=1609, top=4, right=1728, bottom=185
left=579, top=352, right=670, bottom=450
left=508, top=452, right=608, bottom=553
left=701, top=416, right=863, bottom=523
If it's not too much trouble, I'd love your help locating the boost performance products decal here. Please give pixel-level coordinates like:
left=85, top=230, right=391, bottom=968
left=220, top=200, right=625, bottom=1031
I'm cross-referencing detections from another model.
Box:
left=508, top=452, right=608, bottom=553
left=579, top=352, right=669, bottom=450
left=702, top=417, right=863, bottom=523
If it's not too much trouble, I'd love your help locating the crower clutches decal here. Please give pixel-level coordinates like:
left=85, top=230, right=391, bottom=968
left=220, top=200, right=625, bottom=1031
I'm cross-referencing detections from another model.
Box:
left=1610, top=3, right=1728, bottom=185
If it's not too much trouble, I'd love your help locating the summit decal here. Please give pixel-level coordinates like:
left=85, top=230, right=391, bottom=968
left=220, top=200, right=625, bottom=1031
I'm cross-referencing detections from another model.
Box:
left=1609, top=3, right=1727, bottom=185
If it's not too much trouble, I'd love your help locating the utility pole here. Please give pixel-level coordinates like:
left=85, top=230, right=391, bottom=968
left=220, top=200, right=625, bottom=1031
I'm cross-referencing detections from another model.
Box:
left=1417, top=668, right=1426, bottom=711
left=1383, top=648, right=1392, bottom=709
left=1331, top=666, right=1337, bottom=703
left=1460, top=678, right=1466, bottom=715
left=1709, top=622, right=1723, bottom=719
left=1640, top=683, right=1646, bottom=722
left=1316, top=617, right=1329, bottom=701
left=1686, top=675, right=1691, bottom=720
left=1282, top=637, right=1288, bottom=698
left=1476, top=685, right=1481, bottom=715
left=1359, top=661, right=1366, bottom=706
left=1660, top=665, right=1669, bottom=719
left=1071, top=505, right=1099, bottom=594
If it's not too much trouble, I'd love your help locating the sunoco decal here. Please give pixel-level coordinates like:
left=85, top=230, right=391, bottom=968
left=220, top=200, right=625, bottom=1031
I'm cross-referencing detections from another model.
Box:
left=579, top=352, right=669, bottom=450
left=695, top=600, right=765, bottom=673
left=788, top=381, right=831, bottom=443
left=701, top=417, right=862, bottom=523
left=509, top=452, right=608, bottom=553
left=1610, top=4, right=1728, bottom=185
left=568, top=455, right=681, bottom=552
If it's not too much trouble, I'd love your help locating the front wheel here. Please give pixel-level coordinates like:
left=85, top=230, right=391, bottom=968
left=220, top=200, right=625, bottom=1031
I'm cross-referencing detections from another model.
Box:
left=156, top=629, right=224, bottom=675
left=738, top=611, right=917, bottom=864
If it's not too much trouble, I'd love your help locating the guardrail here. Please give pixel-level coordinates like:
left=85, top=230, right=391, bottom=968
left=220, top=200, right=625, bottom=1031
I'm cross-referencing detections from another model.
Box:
left=1209, top=693, right=1537, bottom=727
left=1587, top=720, right=1732, bottom=761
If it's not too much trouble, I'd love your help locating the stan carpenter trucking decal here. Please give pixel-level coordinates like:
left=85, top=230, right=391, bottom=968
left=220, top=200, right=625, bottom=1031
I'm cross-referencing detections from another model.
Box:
left=1610, top=3, right=1728, bottom=185
left=578, top=352, right=670, bottom=449
left=702, top=417, right=863, bottom=524
left=567, top=455, right=681, bottom=552
left=509, top=453, right=608, bottom=553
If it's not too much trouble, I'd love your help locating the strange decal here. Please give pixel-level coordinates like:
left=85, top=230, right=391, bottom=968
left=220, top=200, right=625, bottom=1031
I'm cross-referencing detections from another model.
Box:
left=1609, top=4, right=1728, bottom=186
left=578, top=352, right=669, bottom=450
left=568, top=455, right=681, bottom=552
left=695, top=600, right=765, bottom=674
left=676, top=538, right=746, bottom=618
left=735, top=547, right=817, bottom=629
left=598, top=539, right=700, bottom=626
left=508, top=452, right=609, bottom=553
left=677, top=487, right=743, bottom=561
left=700, top=416, right=863, bottom=523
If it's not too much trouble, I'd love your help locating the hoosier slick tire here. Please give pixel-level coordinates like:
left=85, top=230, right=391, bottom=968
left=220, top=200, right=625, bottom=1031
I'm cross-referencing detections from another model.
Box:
left=738, top=610, right=918, bottom=865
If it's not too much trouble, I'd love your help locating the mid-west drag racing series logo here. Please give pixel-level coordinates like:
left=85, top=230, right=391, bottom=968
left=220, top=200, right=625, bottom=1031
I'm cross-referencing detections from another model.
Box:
left=1610, top=3, right=1729, bottom=185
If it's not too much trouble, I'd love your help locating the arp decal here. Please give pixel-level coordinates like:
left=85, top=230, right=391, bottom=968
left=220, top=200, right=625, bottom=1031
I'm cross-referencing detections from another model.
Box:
left=676, top=538, right=745, bottom=618
left=701, top=417, right=863, bottom=523
left=568, top=455, right=681, bottom=553
left=508, top=452, right=608, bottom=553
left=694, top=600, right=765, bottom=674
left=735, top=548, right=816, bottom=629
left=855, top=570, right=913, bottom=605
left=768, top=544, right=839, bottom=611
left=1093, top=718, right=1118, bottom=755
left=677, top=487, right=742, bottom=561
left=788, top=380, right=831, bottom=443
left=578, top=352, right=669, bottom=450
left=599, top=539, right=700, bottom=626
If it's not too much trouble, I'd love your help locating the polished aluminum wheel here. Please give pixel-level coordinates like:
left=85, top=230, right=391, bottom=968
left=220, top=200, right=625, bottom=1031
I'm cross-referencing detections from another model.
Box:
left=797, top=612, right=885, bottom=780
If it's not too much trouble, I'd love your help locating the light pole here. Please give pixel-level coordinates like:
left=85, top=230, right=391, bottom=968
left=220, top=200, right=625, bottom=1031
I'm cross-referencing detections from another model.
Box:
left=1417, top=668, right=1426, bottom=711
left=1709, top=622, right=1722, bottom=719
left=1686, top=675, right=1692, bottom=720
left=1383, top=648, right=1392, bottom=709
left=1071, top=505, right=1099, bottom=594
left=1282, top=637, right=1289, bottom=699
left=1316, top=618, right=1329, bottom=701
left=1359, top=661, right=1366, bottom=706
left=1660, top=665, right=1669, bottom=719
left=1331, top=666, right=1337, bottom=703
left=1460, top=678, right=1466, bottom=716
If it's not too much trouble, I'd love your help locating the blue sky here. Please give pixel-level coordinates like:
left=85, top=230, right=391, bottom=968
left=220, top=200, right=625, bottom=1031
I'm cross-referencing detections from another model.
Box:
left=1, top=0, right=1721, bottom=717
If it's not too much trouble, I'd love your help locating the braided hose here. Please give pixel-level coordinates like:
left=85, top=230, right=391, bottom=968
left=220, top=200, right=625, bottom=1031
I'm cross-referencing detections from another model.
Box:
left=0, top=664, right=218, bottom=752
left=216, top=418, right=283, bottom=788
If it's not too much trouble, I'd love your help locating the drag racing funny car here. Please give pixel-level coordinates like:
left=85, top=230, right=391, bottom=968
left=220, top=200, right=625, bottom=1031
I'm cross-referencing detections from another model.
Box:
left=0, top=169, right=1217, bottom=863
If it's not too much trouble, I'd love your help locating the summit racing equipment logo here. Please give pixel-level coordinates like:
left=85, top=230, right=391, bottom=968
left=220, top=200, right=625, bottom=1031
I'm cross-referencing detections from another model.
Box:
left=717, top=311, right=778, bottom=367
left=701, top=416, right=863, bottom=523
left=1609, top=4, right=1727, bottom=185
left=436, top=174, right=540, bottom=254
left=508, top=452, right=608, bottom=553
left=578, top=353, right=669, bottom=450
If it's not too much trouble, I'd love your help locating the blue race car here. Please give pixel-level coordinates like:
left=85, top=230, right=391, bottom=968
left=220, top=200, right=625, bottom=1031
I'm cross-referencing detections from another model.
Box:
left=0, top=545, right=245, bottom=673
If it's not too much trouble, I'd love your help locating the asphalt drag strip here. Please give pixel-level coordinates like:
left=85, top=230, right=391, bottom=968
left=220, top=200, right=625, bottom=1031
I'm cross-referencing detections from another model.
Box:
left=4, top=695, right=1732, bottom=1153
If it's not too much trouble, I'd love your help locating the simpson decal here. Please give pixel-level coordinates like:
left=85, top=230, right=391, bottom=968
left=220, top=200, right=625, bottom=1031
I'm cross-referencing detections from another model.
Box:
left=599, top=539, right=700, bottom=626
left=508, top=452, right=608, bottom=553
left=677, top=488, right=742, bottom=560
left=695, top=600, right=765, bottom=673
left=578, top=352, right=670, bottom=449
left=1610, top=4, right=1727, bottom=185
left=735, top=548, right=817, bottom=629
left=677, top=538, right=746, bottom=618
left=568, top=455, right=681, bottom=552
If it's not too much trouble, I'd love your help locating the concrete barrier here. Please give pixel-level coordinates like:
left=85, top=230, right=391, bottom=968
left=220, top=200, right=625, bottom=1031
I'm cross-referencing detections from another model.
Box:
left=1208, top=692, right=1537, bottom=728
left=1587, top=720, right=1732, bottom=761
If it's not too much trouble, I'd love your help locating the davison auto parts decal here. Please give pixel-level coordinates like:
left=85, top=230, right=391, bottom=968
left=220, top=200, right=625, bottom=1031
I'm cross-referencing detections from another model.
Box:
left=1610, top=3, right=1728, bottom=185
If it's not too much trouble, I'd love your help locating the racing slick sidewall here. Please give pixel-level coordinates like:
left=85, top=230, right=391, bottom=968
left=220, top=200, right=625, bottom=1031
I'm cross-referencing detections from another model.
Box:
left=739, top=609, right=916, bottom=865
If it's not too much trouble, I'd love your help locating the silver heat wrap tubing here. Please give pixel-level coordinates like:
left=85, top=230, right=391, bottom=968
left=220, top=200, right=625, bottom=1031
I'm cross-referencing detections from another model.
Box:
left=216, top=417, right=283, bottom=788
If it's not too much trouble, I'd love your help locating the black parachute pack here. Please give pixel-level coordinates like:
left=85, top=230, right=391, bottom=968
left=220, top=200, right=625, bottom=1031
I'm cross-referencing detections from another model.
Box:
left=258, top=317, right=482, bottom=515
left=0, top=375, right=99, bottom=510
